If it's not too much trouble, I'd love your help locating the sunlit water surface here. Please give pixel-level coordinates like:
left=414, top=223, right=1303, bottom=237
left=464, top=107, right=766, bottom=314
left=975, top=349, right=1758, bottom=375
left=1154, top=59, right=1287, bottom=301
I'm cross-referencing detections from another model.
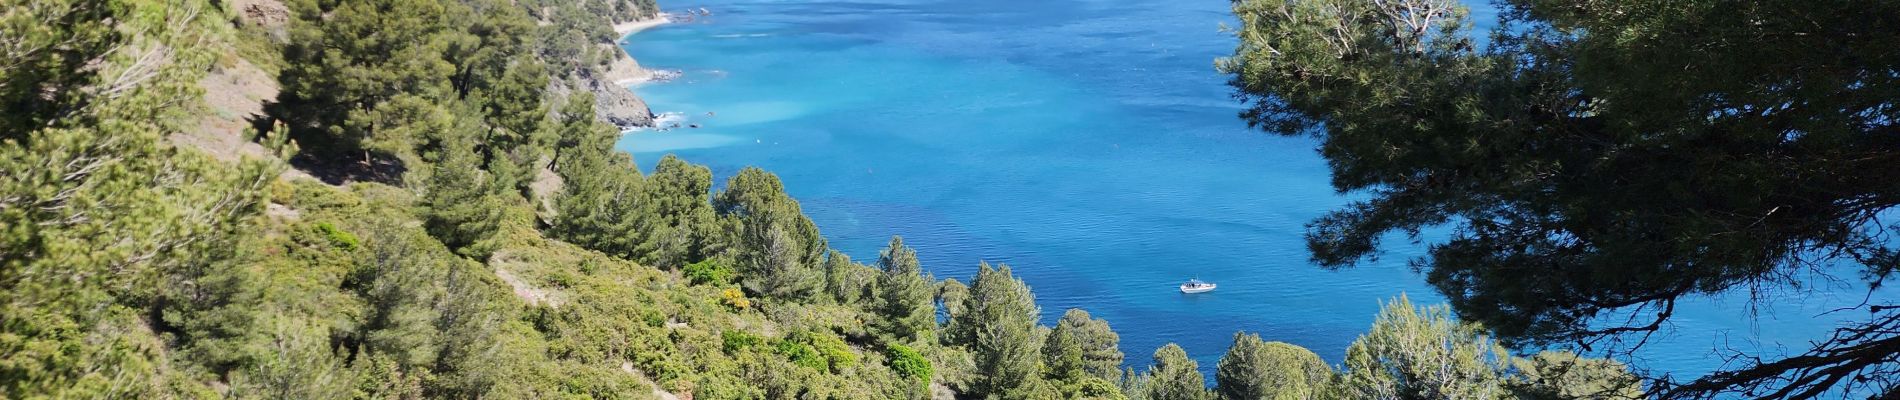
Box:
left=618, top=0, right=1888, bottom=384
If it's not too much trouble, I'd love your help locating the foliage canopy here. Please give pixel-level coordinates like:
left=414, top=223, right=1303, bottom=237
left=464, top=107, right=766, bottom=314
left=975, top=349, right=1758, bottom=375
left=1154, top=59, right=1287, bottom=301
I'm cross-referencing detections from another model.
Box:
left=1222, top=0, right=1900, bottom=396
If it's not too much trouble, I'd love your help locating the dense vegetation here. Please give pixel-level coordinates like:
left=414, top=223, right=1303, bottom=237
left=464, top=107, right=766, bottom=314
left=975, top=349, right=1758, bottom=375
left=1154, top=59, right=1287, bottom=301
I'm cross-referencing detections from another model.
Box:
left=1222, top=0, right=1900, bottom=398
left=0, top=0, right=1738, bottom=399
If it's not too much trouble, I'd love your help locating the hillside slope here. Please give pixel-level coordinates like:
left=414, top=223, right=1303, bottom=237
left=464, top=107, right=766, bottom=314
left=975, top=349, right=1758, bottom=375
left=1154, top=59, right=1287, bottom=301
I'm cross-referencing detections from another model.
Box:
left=0, top=0, right=1643, bottom=399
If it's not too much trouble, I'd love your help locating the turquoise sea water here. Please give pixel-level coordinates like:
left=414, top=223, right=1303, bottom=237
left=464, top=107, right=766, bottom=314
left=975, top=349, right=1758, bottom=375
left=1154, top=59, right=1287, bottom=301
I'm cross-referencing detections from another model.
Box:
left=619, top=0, right=1887, bottom=384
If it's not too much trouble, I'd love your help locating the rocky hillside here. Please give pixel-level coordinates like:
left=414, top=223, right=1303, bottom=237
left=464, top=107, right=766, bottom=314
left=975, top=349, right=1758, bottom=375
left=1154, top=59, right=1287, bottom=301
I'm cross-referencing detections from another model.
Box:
left=190, top=0, right=658, bottom=160
left=556, top=46, right=658, bottom=129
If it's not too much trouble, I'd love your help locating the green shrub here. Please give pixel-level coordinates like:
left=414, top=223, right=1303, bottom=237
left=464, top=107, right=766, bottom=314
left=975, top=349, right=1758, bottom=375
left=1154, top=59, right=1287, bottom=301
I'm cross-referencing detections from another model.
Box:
left=683, top=259, right=734, bottom=285
left=268, top=179, right=296, bottom=205
left=887, top=344, right=933, bottom=382
left=642, top=310, right=666, bottom=327
left=314, top=221, right=360, bottom=250
left=647, top=358, right=693, bottom=384
left=666, top=378, right=698, bottom=398
left=774, top=330, right=861, bottom=374
left=806, top=332, right=859, bottom=372
left=546, top=271, right=578, bottom=288
left=776, top=341, right=828, bottom=371
left=1060, top=376, right=1126, bottom=400
left=722, top=331, right=762, bottom=353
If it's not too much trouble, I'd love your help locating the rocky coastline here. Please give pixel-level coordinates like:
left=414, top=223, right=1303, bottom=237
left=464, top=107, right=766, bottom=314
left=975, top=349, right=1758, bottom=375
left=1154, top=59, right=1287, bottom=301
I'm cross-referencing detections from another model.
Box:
left=551, top=13, right=672, bottom=130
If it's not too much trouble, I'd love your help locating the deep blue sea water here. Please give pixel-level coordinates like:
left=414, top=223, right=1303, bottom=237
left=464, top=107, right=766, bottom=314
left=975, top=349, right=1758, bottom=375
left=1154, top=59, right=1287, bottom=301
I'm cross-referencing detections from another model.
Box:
left=618, top=0, right=1891, bottom=385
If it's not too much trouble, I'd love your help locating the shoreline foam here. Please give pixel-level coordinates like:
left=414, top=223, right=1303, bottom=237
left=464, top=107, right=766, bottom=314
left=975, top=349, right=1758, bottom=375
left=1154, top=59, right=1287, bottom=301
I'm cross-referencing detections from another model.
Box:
left=610, top=13, right=677, bottom=87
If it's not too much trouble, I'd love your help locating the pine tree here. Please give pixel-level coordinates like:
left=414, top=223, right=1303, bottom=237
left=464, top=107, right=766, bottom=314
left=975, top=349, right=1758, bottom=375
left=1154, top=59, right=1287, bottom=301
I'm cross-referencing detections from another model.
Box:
left=549, top=93, right=642, bottom=254
left=745, top=224, right=814, bottom=298
left=535, top=1, right=612, bottom=76
left=631, top=154, right=717, bottom=268
left=1142, top=344, right=1211, bottom=400
left=824, top=249, right=876, bottom=304
left=474, top=55, right=546, bottom=164
left=351, top=219, right=456, bottom=369
left=1214, top=333, right=1331, bottom=400
left=873, top=236, right=936, bottom=343
left=164, top=217, right=362, bottom=399
left=485, top=140, right=531, bottom=202
left=935, top=278, right=969, bottom=332
left=0, top=0, right=278, bottom=396
left=451, top=0, right=537, bottom=99
left=1340, top=295, right=1509, bottom=400
left=1044, top=309, right=1124, bottom=383
left=278, top=0, right=462, bottom=160
left=473, top=55, right=549, bottom=198
left=715, top=167, right=825, bottom=299
left=0, top=0, right=115, bottom=133
left=429, top=257, right=519, bottom=397
left=958, top=262, right=1043, bottom=398
left=421, top=103, right=500, bottom=254
left=1223, top=0, right=1900, bottom=395
left=1508, top=351, right=1642, bottom=400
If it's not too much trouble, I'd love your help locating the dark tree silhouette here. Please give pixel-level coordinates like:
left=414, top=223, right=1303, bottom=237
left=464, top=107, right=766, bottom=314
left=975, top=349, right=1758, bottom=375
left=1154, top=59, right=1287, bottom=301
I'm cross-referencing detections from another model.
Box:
left=1222, top=0, right=1900, bottom=397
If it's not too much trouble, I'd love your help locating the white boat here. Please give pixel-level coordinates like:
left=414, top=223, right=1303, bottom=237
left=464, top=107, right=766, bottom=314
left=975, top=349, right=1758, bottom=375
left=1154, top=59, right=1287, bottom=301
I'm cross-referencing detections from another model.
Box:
left=1179, top=279, right=1216, bottom=294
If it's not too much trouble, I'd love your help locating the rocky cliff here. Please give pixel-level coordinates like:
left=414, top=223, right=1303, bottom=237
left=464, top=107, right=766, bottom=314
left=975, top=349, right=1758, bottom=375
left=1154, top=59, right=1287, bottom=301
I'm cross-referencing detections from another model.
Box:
left=554, top=19, right=662, bottom=130
left=580, top=44, right=657, bottom=129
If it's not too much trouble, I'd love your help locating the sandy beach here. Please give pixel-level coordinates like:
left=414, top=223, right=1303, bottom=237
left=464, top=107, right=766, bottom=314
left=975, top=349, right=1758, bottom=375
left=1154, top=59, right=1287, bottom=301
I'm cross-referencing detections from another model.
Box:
left=614, top=14, right=671, bottom=36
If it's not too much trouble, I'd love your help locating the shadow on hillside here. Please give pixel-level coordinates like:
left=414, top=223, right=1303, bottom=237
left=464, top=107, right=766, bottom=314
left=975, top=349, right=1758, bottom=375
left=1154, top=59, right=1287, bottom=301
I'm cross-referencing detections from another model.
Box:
left=246, top=114, right=408, bottom=186
left=287, top=152, right=407, bottom=186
